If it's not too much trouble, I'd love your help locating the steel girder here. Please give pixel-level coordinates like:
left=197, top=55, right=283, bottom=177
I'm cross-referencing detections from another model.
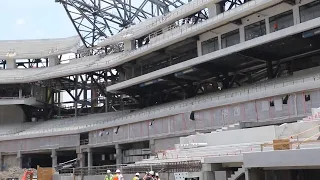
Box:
left=220, top=0, right=251, bottom=12
left=56, top=0, right=189, bottom=48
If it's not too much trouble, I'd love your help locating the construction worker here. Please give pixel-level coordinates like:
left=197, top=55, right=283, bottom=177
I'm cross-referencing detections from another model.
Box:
left=105, top=170, right=113, bottom=180
left=133, top=172, right=140, bottom=180
left=145, top=171, right=154, bottom=180
left=155, top=173, right=160, bottom=180
left=143, top=171, right=149, bottom=180
left=113, top=169, right=124, bottom=180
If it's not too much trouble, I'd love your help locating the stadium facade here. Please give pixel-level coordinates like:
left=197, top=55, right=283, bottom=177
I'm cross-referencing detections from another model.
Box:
left=1, top=0, right=320, bottom=179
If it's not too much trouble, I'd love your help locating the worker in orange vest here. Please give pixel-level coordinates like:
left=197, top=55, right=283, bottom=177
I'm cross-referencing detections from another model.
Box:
left=113, top=169, right=124, bottom=180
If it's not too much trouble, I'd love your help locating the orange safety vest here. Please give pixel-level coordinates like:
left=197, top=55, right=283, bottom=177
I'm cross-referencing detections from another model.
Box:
left=113, top=174, right=119, bottom=180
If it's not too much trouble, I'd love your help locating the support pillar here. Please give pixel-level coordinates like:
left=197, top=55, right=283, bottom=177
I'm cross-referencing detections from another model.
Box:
left=77, top=147, right=85, bottom=168
left=266, top=60, right=273, bottom=79
left=149, top=139, right=156, bottom=155
left=218, top=35, right=222, bottom=50
left=17, top=151, right=22, bottom=168
left=105, top=86, right=108, bottom=113
left=49, top=56, right=60, bottom=67
left=208, top=3, right=221, bottom=18
left=51, top=149, right=57, bottom=168
left=265, top=17, right=270, bottom=34
left=74, top=75, right=79, bottom=117
left=87, top=148, right=93, bottom=168
left=197, top=40, right=202, bottom=57
left=292, top=5, right=300, bottom=25
left=77, top=152, right=85, bottom=168
left=6, top=59, right=16, bottom=69
left=239, top=26, right=245, bottom=43
left=18, top=88, right=22, bottom=98
left=202, top=164, right=215, bottom=180
left=115, top=144, right=123, bottom=165
left=57, top=90, right=61, bottom=117
left=0, top=152, right=2, bottom=171
left=124, top=40, right=135, bottom=51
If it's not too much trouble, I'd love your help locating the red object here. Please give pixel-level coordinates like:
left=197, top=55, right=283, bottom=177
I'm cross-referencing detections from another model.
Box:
left=22, top=170, right=33, bottom=180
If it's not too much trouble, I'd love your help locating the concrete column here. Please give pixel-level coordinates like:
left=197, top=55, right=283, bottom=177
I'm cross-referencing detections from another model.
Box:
left=208, top=3, right=221, bottom=18
left=6, top=59, right=16, bottom=69
left=51, top=149, right=58, bottom=168
left=218, top=35, right=222, bottom=50
left=87, top=148, right=93, bottom=167
left=49, top=56, right=60, bottom=67
left=18, top=88, right=22, bottom=98
left=74, top=75, right=79, bottom=117
left=292, top=6, right=300, bottom=25
left=115, top=144, right=123, bottom=165
left=149, top=139, right=156, bottom=155
left=124, top=40, right=135, bottom=51
left=17, top=151, right=22, bottom=168
left=0, top=152, right=3, bottom=171
left=30, top=85, right=34, bottom=97
left=265, top=17, right=270, bottom=34
left=197, top=40, right=202, bottom=56
left=239, top=26, right=245, bottom=43
left=202, top=164, right=215, bottom=180
left=57, top=91, right=61, bottom=117
left=105, top=86, right=108, bottom=113
left=77, top=152, right=85, bottom=168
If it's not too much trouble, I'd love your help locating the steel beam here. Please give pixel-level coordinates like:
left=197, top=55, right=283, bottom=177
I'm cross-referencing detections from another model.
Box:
left=57, top=0, right=189, bottom=48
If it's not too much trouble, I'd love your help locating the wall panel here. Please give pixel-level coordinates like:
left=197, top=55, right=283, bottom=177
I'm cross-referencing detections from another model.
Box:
left=0, top=134, right=79, bottom=153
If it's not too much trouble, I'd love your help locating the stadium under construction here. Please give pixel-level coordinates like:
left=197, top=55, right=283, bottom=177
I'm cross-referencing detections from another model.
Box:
left=1, top=0, right=320, bottom=179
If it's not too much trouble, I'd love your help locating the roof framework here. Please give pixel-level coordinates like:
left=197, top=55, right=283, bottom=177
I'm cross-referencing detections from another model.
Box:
left=56, top=0, right=189, bottom=48
left=56, top=0, right=244, bottom=48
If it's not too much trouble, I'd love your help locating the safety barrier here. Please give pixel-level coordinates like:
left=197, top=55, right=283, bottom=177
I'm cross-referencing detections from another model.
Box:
left=60, top=161, right=202, bottom=176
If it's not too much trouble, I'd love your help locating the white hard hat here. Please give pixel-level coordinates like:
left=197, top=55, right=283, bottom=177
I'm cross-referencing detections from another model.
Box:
left=135, top=173, right=140, bottom=176
left=149, top=171, right=154, bottom=175
left=107, top=170, right=111, bottom=174
left=116, top=169, right=121, bottom=173
left=155, top=173, right=159, bottom=177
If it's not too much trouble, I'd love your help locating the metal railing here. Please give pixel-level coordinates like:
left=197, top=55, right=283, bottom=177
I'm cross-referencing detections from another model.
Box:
left=60, top=161, right=202, bottom=176
left=80, top=139, right=89, bottom=145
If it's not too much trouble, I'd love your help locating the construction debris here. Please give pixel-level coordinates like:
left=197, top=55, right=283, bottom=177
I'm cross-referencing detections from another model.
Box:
left=0, top=167, right=36, bottom=180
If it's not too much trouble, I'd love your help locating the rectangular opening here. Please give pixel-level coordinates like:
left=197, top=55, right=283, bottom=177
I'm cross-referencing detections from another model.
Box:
left=300, top=1, right=320, bottom=23
left=269, top=10, right=294, bottom=33
left=282, top=95, right=290, bottom=104
left=270, top=100, right=275, bottom=107
left=305, top=94, right=311, bottom=102
left=221, top=29, right=240, bottom=48
left=245, top=20, right=266, bottom=41
left=201, top=37, right=219, bottom=55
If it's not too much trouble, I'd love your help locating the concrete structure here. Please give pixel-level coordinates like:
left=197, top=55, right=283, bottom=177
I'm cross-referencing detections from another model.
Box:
left=1, top=0, right=320, bottom=179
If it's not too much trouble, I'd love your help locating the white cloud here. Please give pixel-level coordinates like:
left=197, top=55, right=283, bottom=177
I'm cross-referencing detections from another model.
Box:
left=15, top=19, right=26, bottom=25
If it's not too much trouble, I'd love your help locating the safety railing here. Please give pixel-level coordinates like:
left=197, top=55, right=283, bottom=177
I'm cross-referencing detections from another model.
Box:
left=61, top=161, right=202, bottom=176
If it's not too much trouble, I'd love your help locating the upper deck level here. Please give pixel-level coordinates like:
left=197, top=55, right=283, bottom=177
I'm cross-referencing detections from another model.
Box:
left=1, top=0, right=318, bottom=84
left=0, top=36, right=80, bottom=60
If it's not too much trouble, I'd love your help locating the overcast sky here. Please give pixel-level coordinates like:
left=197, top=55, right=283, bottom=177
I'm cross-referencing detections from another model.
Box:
left=0, top=0, right=76, bottom=40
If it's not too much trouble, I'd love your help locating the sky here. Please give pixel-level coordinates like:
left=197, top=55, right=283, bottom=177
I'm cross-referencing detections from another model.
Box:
left=0, top=0, right=76, bottom=40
